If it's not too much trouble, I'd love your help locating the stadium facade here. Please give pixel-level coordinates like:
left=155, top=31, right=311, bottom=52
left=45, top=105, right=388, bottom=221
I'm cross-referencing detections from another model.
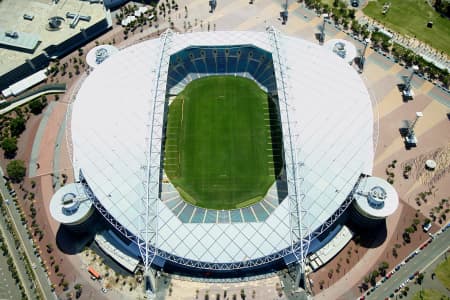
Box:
left=62, top=29, right=376, bottom=279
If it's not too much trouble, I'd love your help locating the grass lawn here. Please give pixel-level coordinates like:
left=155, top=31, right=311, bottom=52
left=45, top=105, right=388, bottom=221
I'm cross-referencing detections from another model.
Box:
left=411, top=289, right=449, bottom=300
left=435, top=257, right=450, bottom=289
left=363, top=0, right=450, bottom=55
left=164, top=76, right=280, bottom=209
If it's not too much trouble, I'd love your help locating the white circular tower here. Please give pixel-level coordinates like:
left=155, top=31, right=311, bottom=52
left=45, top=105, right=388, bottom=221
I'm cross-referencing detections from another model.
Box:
left=352, top=176, right=399, bottom=226
left=50, top=183, right=94, bottom=230
left=325, top=39, right=357, bottom=65
left=86, top=45, right=119, bottom=69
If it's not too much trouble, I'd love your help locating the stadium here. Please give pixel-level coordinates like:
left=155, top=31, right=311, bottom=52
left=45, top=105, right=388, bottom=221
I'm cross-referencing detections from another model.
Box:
left=58, top=28, right=379, bottom=281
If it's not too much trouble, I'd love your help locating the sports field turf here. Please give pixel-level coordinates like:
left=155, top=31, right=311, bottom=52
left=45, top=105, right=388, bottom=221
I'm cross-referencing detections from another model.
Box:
left=412, top=289, right=448, bottom=300
left=435, top=257, right=450, bottom=289
left=363, top=0, right=450, bottom=55
left=164, top=76, right=281, bottom=209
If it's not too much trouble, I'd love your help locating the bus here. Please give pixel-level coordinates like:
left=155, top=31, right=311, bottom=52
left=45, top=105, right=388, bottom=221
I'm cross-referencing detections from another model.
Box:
left=88, top=266, right=101, bottom=280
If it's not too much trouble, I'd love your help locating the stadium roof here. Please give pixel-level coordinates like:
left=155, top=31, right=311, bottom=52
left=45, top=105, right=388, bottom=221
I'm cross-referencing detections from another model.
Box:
left=71, top=31, right=374, bottom=264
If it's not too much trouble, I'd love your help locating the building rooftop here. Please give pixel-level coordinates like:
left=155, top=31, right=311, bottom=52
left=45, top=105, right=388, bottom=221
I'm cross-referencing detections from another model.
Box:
left=0, top=29, right=40, bottom=52
left=0, top=0, right=106, bottom=76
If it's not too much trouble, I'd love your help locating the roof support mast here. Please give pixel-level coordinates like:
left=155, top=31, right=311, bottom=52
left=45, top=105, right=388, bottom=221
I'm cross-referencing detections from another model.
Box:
left=139, top=29, right=173, bottom=297
left=266, top=26, right=311, bottom=291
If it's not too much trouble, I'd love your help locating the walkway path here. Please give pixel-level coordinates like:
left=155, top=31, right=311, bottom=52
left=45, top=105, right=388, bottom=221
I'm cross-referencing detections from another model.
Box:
left=0, top=88, right=66, bottom=116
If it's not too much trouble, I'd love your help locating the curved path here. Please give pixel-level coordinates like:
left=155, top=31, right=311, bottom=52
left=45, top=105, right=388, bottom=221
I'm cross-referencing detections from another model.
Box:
left=0, top=88, right=66, bottom=116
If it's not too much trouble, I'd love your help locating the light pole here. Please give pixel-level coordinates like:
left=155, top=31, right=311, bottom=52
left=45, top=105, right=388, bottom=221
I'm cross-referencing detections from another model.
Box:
left=359, top=38, right=370, bottom=73
left=405, top=111, right=423, bottom=148
left=280, top=0, right=289, bottom=25
left=403, top=65, right=419, bottom=99
left=320, top=14, right=329, bottom=45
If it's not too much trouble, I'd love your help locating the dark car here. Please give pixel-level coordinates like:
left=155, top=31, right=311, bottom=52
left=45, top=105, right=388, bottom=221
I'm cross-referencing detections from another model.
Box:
left=351, top=0, right=359, bottom=7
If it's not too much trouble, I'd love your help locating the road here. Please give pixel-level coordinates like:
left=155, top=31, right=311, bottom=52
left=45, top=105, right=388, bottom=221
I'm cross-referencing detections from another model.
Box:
left=0, top=167, right=56, bottom=300
left=366, top=228, right=450, bottom=300
left=0, top=211, right=35, bottom=300
left=0, top=249, right=22, bottom=300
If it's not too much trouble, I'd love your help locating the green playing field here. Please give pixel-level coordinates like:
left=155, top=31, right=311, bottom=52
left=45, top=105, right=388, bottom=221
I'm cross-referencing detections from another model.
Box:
left=164, top=76, right=281, bottom=209
left=363, top=0, right=450, bottom=55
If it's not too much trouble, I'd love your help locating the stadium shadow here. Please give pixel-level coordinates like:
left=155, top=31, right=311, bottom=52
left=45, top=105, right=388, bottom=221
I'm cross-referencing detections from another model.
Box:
left=347, top=220, right=388, bottom=249
left=267, top=95, right=288, bottom=204
left=55, top=225, right=95, bottom=255
left=56, top=210, right=108, bottom=255
left=267, top=95, right=284, bottom=178
left=89, top=241, right=133, bottom=276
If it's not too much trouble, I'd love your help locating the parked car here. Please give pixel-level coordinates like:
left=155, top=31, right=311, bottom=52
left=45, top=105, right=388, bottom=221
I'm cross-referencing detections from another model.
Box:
left=423, top=222, right=432, bottom=232
left=351, top=0, right=359, bottom=7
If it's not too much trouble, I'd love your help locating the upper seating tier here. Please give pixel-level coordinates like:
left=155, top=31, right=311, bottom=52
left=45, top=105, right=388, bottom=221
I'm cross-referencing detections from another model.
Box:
left=167, top=45, right=277, bottom=93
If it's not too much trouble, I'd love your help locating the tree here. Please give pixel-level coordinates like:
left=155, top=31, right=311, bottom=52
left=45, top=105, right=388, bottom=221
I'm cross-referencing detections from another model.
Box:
left=417, top=273, right=424, bottom=284
left=9, top=117, right=26, bottom=137
left=28, top=98, right=46, bottom=115
left=347, top=9, right=356, bottom=19
left=378, top=261, right=389, bottom=275
left=6, top=160, right=26, bottom=183
left=319, top=279, right=325, bottom=289
left=1, top=137, right=18, bottom=158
